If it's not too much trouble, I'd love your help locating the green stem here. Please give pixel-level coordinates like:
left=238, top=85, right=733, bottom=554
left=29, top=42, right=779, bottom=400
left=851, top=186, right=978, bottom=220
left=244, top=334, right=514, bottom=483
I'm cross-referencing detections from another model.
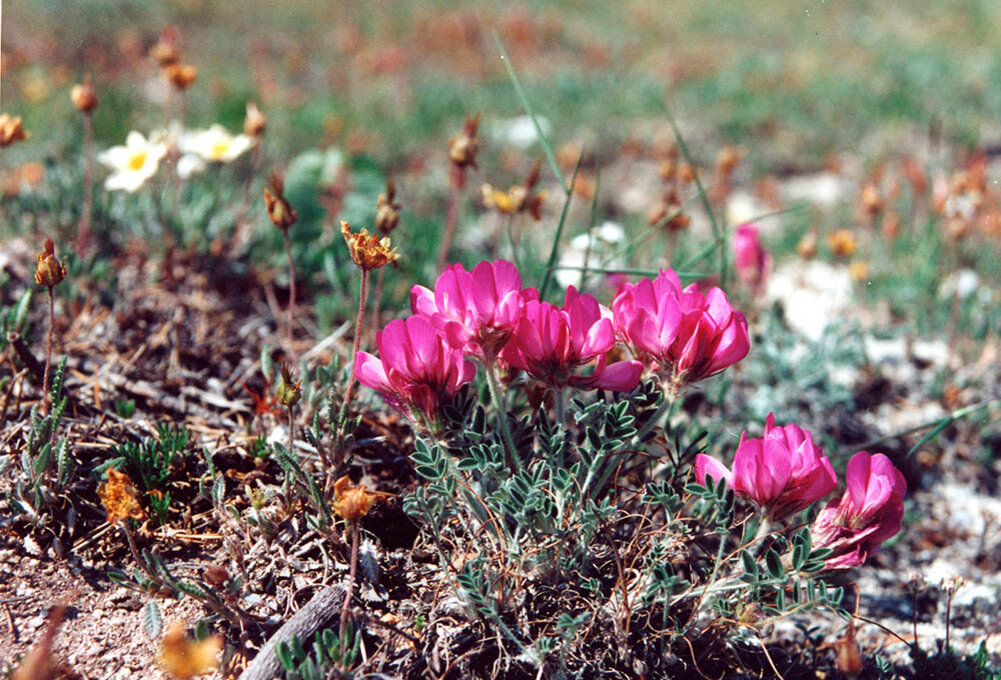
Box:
left=484, top=358, right=521, bottom=472
left=283, top=228, right=297, bottom=357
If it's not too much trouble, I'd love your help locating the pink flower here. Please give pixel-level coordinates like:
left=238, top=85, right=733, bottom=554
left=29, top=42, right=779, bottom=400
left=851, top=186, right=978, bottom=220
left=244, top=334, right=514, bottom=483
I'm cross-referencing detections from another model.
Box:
left=355, top=315, right=475, bottom=426
left=500, top=286, right=643, bottom=392
left=410, top=259, right=531, bottom=359
left=611, top=269, right=750, bottom=386
left=811, top=451, right=906, bottom=569
left=733, top=223, right=771, bottom=294
left=695, top=414, right=837, bottom=520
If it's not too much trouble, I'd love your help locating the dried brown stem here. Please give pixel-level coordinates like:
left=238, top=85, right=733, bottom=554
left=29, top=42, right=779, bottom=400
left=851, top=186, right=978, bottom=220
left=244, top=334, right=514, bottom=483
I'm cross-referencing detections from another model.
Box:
left=339, top=521, right=360, bottom=646
left=341, top=268, right=368, bottom=412
left=437, top=178, right=461, bottom=271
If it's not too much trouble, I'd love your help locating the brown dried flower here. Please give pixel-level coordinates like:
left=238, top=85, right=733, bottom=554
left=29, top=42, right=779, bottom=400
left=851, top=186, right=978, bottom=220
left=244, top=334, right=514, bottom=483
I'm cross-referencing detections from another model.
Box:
left=481, top=160, right=546, bottom=220
left=97, top=468, right=145, bottom=524
left=332, top=475, right=391, bottom=522
left=243, top=101, right=267, bottom=137
left=263, top=173, right=297, bottom=231
left=35, top=238, right=67, bottom=288
left=448, top=113, right=481, bottom=184
left=165, top=63, right=198, bottom=90
left=150, top=30, right=181, bottom=67
left=0, top=114, right=27, bottom=148
left=341, top=220, right=400, bottom=271
left=71, top=74, right=99, bottom=113
left=797, top=230, right=818, bottom=260
left=159, top=622, right=221, bottom=680
left=374, top=179, right=401, bottom=235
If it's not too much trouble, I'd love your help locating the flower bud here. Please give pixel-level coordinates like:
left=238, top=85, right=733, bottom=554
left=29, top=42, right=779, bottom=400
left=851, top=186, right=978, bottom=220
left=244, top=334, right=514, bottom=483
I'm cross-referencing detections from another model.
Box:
left=71, top=75, right=99, bottom=113
left=243, top=101, right=267, bottom=137
left=263, top=173, right=297, bottom=231
left=0, top=114, right=27, bottom=148
left=275, top=363, right=301, bottom=407
left=374, top=179, right=401, bottom=235
left=35, top=238, right=67, bottom=288
left=165, top=63, right=198, bottom=91
left=448, top=114, right=481, bottom=178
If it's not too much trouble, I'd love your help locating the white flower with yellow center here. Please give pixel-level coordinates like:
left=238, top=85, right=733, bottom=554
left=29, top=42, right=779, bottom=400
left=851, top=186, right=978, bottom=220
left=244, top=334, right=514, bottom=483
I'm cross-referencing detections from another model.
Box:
left=181, top=124, right=255, bottom=163
left=98, top=131, right=167, bottom=192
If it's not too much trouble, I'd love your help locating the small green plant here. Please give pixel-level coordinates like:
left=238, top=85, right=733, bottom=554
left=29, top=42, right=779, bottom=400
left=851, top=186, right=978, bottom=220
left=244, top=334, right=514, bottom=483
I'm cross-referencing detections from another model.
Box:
left=98, top=423, right=191, bottom=525
left=276, top=623, right=359, bottom=680
left=114, top=398, right=136, bottom=418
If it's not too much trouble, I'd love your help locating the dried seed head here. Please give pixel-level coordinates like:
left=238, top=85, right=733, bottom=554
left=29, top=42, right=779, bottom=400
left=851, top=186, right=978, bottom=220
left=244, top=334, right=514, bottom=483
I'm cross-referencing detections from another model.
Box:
left=275, top=362, right=302, bottom=407
left=35, top=238, right=67, bottom=288
left=833, top=622, right=862, bottom=677
left=341, top=220, right=400, bottom=271
left=97, top=468, right=145, bottom=524
left=159, top=622, right=221, bottom=680
left=243, top=101, right=267, bottom=137
left=165, top=63, right=198, bottom=90
left=0, top=114, right=27, bottom=148
left=374, top=178, right=401, bottom=235
left=448, top=113, right=481, bottom=174
left=797, top=230, right=818, bottom=260
left=827, top=229, right=858, bottom=258
left=263, top=173, right=297, bottom=231
left=150, top=35, right=180, bottom=67
left=332, top=475, right=390, bottom=522
left=202, top=564, right=229, bottom=587
left=71, top=74, right=99, bottom=113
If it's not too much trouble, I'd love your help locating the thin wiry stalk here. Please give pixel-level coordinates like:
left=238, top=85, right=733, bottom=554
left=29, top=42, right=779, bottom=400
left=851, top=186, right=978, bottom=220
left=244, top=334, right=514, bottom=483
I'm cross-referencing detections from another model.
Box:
left=370, top=266, right=385, bottom=343
left=41, top=287, right=54, bottom=417
left=340, top=521, right=360, bottom=646
left=437, top=176, right=460, bottom=272
left=342, top=268, right=369, bottom=412
left=283, top=228, right=297, bottom=355
left=77, top=112, right=94, bottom=252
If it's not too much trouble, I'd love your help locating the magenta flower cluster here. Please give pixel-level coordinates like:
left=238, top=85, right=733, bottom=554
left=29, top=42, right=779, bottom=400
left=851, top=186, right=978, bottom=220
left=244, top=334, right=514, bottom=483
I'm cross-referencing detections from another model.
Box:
left=696, top=416, right=906, bottom=568
left=357, top=260, right=749, bottom=427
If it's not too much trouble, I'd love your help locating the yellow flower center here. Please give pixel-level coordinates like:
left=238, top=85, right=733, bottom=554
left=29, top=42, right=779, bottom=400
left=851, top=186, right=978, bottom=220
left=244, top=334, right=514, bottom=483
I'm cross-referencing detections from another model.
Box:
left=210, top=140, right=230, bottom=160
left=128, top=151, right=147, bottom=171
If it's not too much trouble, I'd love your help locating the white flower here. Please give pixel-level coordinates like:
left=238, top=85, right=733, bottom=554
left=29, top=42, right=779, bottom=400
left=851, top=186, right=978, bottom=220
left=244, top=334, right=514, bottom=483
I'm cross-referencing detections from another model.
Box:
left=98, top=131, right=167, bottom=192
left=177, top=154, right=207, bottom=179
left=181, top=124, right=255, bottom=163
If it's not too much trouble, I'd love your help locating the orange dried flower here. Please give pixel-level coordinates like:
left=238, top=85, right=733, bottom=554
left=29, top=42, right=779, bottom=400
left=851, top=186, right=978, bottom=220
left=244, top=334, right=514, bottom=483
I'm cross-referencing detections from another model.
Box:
left=827, top=229, right=857, bottom=258
left=715, top=144, right=742, bottom=178
left=165, top=63, right=198, bottom=90
left=159, top=622, right=221, bottom=680
left=0, top=114, right=27, bottom=147
left=263, top=173, right=297, bottom=231
left=849, top=260, right=870, bottom=283
left=35, top=238, right=67, bottom=288
left=341, top=220, right=400, bottom=271
left=374, top=179, right=401, bottom=235
left=332, top=475, right=391, bottom=522
left=859, top=182, right=883, bottom=217
left=243, top=101, right=267, bottom=137
left=150, top=29, right=181, bottom=67
left=97, top=468, right=145, bottom=524
left=71, top=74, right=99, bottom=113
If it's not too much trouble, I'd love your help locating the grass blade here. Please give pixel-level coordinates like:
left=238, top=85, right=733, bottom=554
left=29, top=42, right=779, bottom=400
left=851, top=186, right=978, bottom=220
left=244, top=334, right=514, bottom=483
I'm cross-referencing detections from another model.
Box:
left=540, top=158, right=582, bottom=299
left=493, top=30, right=569, bottom=196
